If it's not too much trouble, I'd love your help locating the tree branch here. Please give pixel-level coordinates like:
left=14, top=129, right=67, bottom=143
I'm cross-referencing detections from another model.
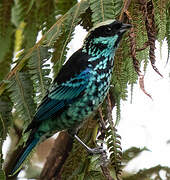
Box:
left=119, top=0, right=132, bottom=21
left=40, top=132, right=73, bottom=180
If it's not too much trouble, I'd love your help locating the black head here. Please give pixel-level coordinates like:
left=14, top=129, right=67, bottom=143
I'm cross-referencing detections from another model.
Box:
left=88, top=20, right=131, bottom=38
left=83, top=20, right=131, bottom=52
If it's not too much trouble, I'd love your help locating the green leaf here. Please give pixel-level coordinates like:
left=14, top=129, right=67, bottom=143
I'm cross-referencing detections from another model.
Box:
left=154, top=0, right=167, bottom=43
left=0, top=169, right=5, bottom=180
left=0, top=48, right=13, bottom=82
left=56, top=0, right=77, bottom=14
left=48, top=0, right=89, bottom=75
left=0, top=94, right=12, bottom=174
left=166, top=3, right=170, bottom=61
left=0, top=0, right=90, bottom=96
left=0, top=0, right=14, bottom=71
left=122, top=147, right=149, bottom=166
left=89, top=0, right=123, bottom=25
left=35, top=0, right=58, bottom=34
left=7, top=72, right=36, bottom=130
left=105, top=125, right=122, bottom=178
left=84, top=171, right=105, bottom=180
left=0, top=27, right=14, bottom=63
left=27, top=46, right=52, bottom=102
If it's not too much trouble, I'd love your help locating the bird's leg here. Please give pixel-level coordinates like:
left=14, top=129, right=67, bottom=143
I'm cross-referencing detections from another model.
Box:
left=74, top=134, right=104, bottom=154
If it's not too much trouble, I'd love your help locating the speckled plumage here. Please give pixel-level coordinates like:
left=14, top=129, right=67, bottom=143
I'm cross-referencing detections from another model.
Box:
left=33, top=35, right=118, bottom=135
left=10, top=20, right=131, bottom=175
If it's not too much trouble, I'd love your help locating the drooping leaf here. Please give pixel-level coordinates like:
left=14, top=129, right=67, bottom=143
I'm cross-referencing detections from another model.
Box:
left=0, top=0, right=90, bottom=96
left=122, top=147, right=149, bottom=166
left=89, top=0, right=123, bottom=25
left=0, top=93, right=13, bottom=172
left=0, top=94, right=12, bottom=139
left=49, top=0, right=89, bottom=75
left=166, top=2, right=170, bottom=62
left=0, top=0, right=15, bottom=83
left=11, top=0, right=35, bottom=26
left=56, top=0, right=77, bottom=15
left=0, top=0, right=14, bottom=62
left=35, top=0, right=58, bottom=34
left=7, top=72, right=36, bottom=130
left=27, top=46, right=52, bottom=103
left=123, top=165, right=170, bottom=180
left=154, top=0, right=167, bottom=43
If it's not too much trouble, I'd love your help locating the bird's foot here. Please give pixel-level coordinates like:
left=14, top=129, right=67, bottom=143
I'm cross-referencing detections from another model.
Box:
left=74, top=134, right=105, bottom=155
left=87, top=146, right=105, bottom=155
left=88, top=146, right=109, bottom=167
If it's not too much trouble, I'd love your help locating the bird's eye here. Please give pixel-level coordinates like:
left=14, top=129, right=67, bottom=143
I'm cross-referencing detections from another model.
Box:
left=114, top=23, right=122, bottom=30
left=105, top=27, right=112, bottom=34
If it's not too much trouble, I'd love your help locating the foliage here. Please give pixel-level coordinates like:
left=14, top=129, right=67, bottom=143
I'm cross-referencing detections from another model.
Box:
left=166, top=1, right=170, bottom=61
left=0, top=94, right=12, bottom=175
left=121, top=147, right=170, bottom=180
left=123, top=165, right=170, bottom=180
left=27, top=46, right=52, bottom=103
left=89, top=0, right=123, bottom=25
left=0, top=0, right=169, bottom=179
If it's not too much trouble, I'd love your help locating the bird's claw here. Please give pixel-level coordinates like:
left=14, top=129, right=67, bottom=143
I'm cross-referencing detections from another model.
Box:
left=88, top=146, right=105, bottom=155
left=73, top=134, right=105, bottom=155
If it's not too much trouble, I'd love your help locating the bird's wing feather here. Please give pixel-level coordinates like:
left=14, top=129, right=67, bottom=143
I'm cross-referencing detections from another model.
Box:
left=33, top=68, right=91, bottom=122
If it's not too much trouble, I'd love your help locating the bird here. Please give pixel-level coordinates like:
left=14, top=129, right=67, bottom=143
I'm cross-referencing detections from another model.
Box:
left=10, top=19, right=131, bottom=175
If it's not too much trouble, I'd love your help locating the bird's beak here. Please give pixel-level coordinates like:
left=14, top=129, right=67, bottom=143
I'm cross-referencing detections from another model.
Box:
left=119, top=23, right=132, bottom=34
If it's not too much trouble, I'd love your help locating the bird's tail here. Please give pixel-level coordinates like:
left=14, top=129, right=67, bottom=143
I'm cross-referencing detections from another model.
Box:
left=10, top=137, right=39, bottom=175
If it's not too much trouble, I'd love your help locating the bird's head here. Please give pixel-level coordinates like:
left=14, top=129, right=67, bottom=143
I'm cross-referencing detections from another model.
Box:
left=82, top=20, right=131, bottom=55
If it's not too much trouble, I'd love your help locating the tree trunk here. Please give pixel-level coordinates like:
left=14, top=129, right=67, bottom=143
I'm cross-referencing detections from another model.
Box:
left=40, top=131, right=73, bottom=180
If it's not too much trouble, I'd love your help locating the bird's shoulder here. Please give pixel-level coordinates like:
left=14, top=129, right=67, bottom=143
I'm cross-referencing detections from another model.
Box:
left=24, top=49, right=91, bottom=133
left=54, top=48, right=91, bottom=85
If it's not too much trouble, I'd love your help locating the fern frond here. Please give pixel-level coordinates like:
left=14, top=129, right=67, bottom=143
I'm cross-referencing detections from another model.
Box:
left=45, top=0, right=89, bottom=46
left=11, top=0, right=33, bottom=26
left=0, top=0, right=13, bottom=34
left=122, top=147, right=148, bottom=166
left=106, top=126, right=122, bottom=180
left=27, top=46, right=52, bottom=103
left=115, top=95, right=121, bottom=126
left=89, top=0, right=123, bottom=25
left=123, top=165, right=170, bottom=180
left=0, top=4, right=14, bottom=81
left=35, top=0, right=58, bottom=34
left=7, top=72, right=36, bottom=129
left=144, top=0, right=163, bottom=77
left=0, top=93, right=12, bottom=172
left=105, top=95, right=122, bottom=179
left=56, top=0, right=77, bottom=14
left=0, top=46, right=13, bottom=82
left=0, top=1, right=89, bottom=96
left=166, top=3, right=170, bottom=61
left=128, top=1, right=149, bottom=72
left=0, top=27, right=14, bottom=64
left=22, top=8, right=38, bottom=49
left=49, top=0, right=89, bottom=75
left=12, top=0, right=39, bottom=49
left=12, top=0, right=57, bottom=49
left=112, top=0, right=123, bottom=18
left=106, top=127, right=122, bottom=179
left=153, top=0, right=167, bottom=43
left=112, top=62, right=129, bottom=101
left=0, top=94, right=12, bottom=143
